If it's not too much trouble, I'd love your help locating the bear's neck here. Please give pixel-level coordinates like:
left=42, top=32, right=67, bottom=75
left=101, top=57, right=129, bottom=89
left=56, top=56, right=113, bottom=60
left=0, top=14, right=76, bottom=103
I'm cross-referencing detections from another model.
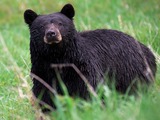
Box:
left=56, top=32, right=80, bottom=62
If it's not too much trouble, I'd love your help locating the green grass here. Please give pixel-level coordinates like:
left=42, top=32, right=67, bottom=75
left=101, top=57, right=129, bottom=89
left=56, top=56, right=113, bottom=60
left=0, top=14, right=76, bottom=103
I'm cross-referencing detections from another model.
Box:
left=0, top=0, right=160, bottom=120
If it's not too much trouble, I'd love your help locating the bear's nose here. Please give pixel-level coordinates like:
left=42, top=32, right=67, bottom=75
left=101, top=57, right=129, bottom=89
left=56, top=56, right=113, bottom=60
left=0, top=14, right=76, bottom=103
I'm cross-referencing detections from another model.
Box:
left=46, top=30, right=56, bottom=39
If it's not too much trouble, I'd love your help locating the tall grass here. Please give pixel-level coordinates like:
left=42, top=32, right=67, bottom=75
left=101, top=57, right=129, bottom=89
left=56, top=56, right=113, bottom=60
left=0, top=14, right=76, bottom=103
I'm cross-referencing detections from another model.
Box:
left=0, top=0, right=160, bottom=120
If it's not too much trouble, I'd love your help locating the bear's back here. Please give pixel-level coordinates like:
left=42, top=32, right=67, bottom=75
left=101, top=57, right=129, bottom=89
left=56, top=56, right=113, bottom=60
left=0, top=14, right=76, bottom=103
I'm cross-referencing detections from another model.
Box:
left=79, top=29, right=156, bottom=87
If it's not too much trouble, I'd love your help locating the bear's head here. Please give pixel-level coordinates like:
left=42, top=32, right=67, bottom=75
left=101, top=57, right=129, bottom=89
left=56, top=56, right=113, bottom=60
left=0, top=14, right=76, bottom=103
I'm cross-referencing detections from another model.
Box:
left=24, top=4, right=75, bottom=45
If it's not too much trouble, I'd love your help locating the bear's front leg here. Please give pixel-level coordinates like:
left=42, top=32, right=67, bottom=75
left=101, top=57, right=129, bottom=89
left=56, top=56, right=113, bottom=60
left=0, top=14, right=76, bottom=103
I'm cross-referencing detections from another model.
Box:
left=32, top=78, right=56, bottom=112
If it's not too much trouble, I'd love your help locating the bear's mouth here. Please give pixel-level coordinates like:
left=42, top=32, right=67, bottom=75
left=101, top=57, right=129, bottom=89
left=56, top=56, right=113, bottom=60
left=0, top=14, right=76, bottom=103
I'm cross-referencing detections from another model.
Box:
left=44, top=34, right=62, bottom=44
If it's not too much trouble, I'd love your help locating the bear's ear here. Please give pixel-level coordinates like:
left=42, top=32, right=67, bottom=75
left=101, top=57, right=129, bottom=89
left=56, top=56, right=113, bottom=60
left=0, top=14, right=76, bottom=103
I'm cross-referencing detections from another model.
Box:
left=60, top=4, right=75, bottom=19
left=24, top=9, right=38, bottom=26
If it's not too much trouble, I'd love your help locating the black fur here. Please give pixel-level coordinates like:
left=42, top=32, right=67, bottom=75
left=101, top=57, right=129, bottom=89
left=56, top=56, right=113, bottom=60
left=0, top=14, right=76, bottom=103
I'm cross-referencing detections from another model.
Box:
left=24, top=4, right=157, bottom=111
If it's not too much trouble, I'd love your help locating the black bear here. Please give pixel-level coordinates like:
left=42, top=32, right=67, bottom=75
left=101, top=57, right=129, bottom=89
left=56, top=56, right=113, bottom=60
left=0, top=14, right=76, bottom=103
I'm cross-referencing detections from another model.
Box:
left=24, top=4, right=156, bottom=111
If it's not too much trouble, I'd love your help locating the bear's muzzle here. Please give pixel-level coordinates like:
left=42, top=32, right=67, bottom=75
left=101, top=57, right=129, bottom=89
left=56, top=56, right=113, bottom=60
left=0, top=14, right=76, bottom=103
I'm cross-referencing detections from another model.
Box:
left=44, top=25, right=62, bottom=44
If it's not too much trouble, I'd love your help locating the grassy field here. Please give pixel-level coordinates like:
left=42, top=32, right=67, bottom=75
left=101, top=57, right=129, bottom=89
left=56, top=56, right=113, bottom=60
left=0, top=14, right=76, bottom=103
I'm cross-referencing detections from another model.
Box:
left=0, top=0, right=160, bottom=120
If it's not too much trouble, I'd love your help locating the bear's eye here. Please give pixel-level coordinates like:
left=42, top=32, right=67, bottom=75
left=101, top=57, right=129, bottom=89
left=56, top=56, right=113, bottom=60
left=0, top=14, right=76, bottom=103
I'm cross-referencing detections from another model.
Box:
left=40, top=25, right=44, bottom=29
left=58, top=22, right=63, bottom=26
